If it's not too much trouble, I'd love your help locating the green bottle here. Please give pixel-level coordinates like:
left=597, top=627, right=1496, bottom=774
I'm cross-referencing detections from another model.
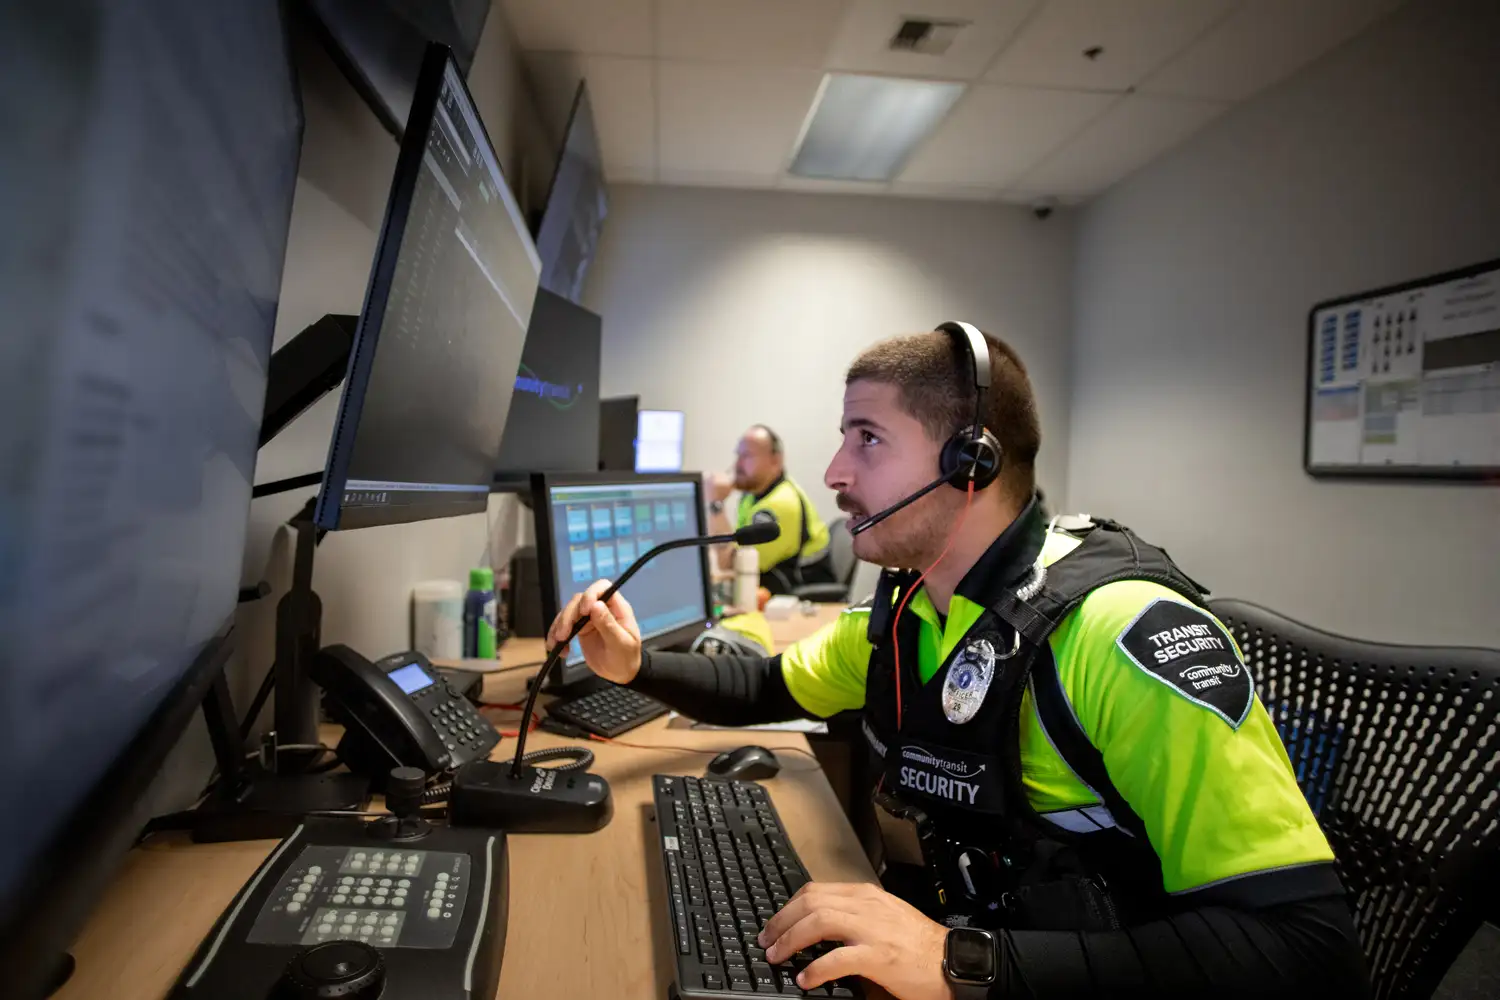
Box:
left=463, top=567, right=497, bottom=659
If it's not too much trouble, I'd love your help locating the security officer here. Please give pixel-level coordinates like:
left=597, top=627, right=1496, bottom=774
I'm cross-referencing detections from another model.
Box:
left=552, top=325, right=1370, bottom=999
left=707, top=424, right=835, bottom=595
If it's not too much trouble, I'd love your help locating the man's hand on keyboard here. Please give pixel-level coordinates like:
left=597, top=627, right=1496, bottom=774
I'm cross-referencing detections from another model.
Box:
left=549, top=579, right=643, bottom=684
left=758, top=882, right=953, bottom=1000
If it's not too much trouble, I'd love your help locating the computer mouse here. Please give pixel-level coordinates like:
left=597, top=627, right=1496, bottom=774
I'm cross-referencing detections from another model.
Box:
left=706, top=745, right=782, bottom=781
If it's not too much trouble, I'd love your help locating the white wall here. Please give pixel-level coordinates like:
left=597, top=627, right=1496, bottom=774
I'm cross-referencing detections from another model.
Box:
left=586, top=184, right=1077, bottom=592
left=1069, top=0, right=1500, bottom=646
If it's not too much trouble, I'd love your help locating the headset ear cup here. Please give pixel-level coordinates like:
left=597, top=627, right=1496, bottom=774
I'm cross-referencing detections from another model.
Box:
left=941, top=431, right=1004, bottom=491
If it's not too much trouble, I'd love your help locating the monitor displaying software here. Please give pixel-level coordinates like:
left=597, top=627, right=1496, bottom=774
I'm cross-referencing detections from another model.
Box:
left=316, top=44, right=540, bottom=529
left=534, top=475, right=711, bottom=676
left=635, top=409, right=685, bottom=473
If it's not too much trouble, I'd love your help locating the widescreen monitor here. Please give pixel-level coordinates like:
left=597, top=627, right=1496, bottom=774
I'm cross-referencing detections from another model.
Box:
left=0, top=2, right=302, bottom=993
left=316, top=43, right=540, bottom=529
left=494, top=288, right=602, bottom=478
left=534, top=81, right=607, bottom=305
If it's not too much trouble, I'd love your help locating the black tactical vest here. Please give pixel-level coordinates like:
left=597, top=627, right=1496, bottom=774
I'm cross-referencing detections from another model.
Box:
left=860, top=516, right=1210, bottom=930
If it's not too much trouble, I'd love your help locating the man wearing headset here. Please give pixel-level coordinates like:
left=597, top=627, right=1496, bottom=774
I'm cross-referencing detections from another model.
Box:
left=550, top=325, right=1369, bottom=999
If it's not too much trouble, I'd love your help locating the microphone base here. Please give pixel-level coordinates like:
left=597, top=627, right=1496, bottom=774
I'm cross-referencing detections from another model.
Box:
left=448, top=760, right=613, bottom=834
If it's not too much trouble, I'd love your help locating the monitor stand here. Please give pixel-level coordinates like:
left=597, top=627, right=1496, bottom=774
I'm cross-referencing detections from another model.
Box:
left=190, top=500, right=369, bottom=843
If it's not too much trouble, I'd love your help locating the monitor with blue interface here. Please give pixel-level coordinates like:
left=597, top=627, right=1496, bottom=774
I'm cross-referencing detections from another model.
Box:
left=316, top=42, right=541, bottom=529
left=533, top=474, right=711, bottom=687
left=635, top=409, right=685, bottom=473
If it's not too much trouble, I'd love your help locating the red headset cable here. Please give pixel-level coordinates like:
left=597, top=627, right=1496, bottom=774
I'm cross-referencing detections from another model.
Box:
left=891, top=481, right=976, bottom=731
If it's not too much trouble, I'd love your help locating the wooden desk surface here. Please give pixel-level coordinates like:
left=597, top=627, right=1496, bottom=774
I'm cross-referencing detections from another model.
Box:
left=59, top=606, right=867, bottom=1000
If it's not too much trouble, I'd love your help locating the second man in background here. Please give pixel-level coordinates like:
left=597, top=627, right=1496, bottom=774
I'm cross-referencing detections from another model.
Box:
left=707, top=424, right=834, bottom=595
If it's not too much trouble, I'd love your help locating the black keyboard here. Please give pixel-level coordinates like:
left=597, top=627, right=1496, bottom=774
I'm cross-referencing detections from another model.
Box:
left=547, top=684, right=668, bottom=737
left=652, top=775, right=861, bottom=998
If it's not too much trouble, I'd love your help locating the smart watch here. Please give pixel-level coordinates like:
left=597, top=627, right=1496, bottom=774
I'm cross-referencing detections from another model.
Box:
left=708, top=500, right=724, bottom=515
left=942, top=926, right=996, bottom=999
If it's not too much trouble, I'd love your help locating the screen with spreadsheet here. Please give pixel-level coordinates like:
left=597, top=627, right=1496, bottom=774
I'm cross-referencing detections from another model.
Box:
left=317, top=44, right=540, bottom=529
left=542, top=478, right=710, bottom=668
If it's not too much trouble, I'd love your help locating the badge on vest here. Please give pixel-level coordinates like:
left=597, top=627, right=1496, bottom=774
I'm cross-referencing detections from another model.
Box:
left=1115, top=598, right=1254, bottom=729
left=942, top=635, right=998, bottom=724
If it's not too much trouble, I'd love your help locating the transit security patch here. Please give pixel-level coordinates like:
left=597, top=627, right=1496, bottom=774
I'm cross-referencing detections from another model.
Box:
left=1115, top=598, right=1254, bottom=729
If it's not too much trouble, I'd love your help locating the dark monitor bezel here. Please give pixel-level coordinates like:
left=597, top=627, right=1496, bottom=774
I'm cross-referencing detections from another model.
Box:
left=316, top=42, right=522, bottom=530
left=530, top=471, right=713, bottom=687
left=4, top=622, right=237, bottom=999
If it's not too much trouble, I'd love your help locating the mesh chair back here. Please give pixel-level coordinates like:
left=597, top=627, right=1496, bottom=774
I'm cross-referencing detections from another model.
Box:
left=1211, top=598, right=1500, bottom=1000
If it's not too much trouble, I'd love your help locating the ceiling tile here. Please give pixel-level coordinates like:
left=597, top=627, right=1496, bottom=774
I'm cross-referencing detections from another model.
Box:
left=657, top=62, right=823, bottom=176
left=898, top=85, right=1116, bottom=188
left=523, top=54, right=657, bottom=178
left=986, top=0, right=1236, bottom=91
left=500, top=0, right=653, bottom=57
left=657, top=0, right=848, bottom=67
left=658, top=168, right=780, bottom=189
left=889, top=180, right=1002, bottom=201
left=1140, top=0, right=1405, bottom=101
left=825, top=0, right=1041, bottom=81
left=1018, top=94, right=1228, bottom=198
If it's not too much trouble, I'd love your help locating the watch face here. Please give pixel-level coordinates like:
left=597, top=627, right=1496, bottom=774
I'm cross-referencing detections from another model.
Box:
left=946, top=928, right=995, bottom=982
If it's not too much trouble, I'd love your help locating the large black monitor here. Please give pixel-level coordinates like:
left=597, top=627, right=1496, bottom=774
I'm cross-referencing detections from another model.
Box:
left=534, top=81, right=608, bottom=305
left=305, top=0, right=492, bottom=139
left=0, top=2, right=302, bottom=995
left=316, top=42, right=540, bottom=530
left=532, top=474, right=712, bottom=688
left=493, top=288, right=602, bottom=481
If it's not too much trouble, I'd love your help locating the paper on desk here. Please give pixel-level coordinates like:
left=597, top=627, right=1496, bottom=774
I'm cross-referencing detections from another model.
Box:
left=668, top=711, right=828, bottom=734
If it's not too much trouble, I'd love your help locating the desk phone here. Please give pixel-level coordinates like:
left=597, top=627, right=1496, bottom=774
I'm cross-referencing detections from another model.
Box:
left=168, top=817, right=508, bottom=999
left=312, top=646, right=500, bottom=785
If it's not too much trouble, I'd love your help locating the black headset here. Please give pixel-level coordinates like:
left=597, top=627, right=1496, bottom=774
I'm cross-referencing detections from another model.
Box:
left=934, top=320, right=1005, bottom=492
left=848, top=321, right=1005, bottom=537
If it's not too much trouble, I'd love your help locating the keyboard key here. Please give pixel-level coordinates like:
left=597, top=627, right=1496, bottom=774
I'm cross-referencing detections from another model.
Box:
left=752, top=964, right=776, bottom=990
left=729, top=975, right=755, bottom=992
left=777, top=968, right=800, bottom=993
left=703, top=971, right=724, bottom=991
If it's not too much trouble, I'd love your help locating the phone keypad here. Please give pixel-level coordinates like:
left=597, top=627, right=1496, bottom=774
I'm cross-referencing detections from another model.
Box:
left=410, top=681, right=498, bottom=763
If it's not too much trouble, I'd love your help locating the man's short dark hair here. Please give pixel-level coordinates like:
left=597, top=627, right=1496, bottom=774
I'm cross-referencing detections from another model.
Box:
left=846, top=329, right=1040, bottom=504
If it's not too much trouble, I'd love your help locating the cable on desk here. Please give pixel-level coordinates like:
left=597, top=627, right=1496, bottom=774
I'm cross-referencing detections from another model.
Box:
left=515, top=745, right=595, bottom=772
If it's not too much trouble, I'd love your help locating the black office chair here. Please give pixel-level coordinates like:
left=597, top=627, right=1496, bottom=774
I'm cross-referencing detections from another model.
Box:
left=1210, top=598, right=1500, bottom=1000
left=793, top=520, right=859, bottom=603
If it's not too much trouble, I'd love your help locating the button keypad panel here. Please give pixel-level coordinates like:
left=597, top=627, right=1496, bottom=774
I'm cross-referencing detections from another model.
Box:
left=410, top=680, right=499, bottom=765
left=247, top=845, right=471, bottom=949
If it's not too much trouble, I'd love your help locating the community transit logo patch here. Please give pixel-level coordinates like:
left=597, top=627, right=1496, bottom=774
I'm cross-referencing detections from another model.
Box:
left=1115, top=598, right=1254, bottom=729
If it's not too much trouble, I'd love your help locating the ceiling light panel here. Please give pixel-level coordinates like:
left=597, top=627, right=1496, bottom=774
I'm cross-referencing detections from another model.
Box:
left=789, top=73, right=966, bottom=182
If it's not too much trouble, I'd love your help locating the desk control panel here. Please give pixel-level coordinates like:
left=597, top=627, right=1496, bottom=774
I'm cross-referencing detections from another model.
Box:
left=245, top=845, right=471, bottom=949
left=169, top=818, right=506, bottom=1000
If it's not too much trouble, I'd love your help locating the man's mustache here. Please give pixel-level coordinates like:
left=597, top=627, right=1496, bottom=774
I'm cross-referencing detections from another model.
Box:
left=835, top=494, right=865, bottom=517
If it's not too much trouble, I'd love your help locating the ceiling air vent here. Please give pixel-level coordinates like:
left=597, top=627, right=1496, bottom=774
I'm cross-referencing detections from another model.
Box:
left=888, top=18, right=968, bottom=55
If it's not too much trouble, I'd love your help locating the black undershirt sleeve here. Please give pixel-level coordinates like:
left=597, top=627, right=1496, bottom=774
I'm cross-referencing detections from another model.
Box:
left=995, top=893, right=1370, bottom=999
left=627, top=651, right=817, bottom=728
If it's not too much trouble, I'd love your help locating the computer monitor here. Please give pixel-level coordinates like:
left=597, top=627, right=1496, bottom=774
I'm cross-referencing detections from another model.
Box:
left=636, top=409, right=686, bottom=473
left=532, top=474, right=712, bottom=687
left=493, top=288, right=602, bottom=482
left=598, top=395, right=639, bottom=472
left=0, top=2, right=302, bottom=994
left=534, top=81, right=608, bottom=305
left=316, top=42, right=541, bottom=530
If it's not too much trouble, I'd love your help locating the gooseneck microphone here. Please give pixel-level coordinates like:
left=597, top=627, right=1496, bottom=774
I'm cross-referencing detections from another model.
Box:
left=508, top=519, right=781, bottom=775
left=447, top=520, right=781, bottom=835
left=848, top=470, right=954, bottom=536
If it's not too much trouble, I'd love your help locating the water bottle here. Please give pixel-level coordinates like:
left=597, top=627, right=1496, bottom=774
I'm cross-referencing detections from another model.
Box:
left=463, top=567, right=497, bottom=659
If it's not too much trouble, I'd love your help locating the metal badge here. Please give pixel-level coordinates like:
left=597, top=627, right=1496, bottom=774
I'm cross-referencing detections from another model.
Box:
left=942, top=636, right=997, bottom=724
